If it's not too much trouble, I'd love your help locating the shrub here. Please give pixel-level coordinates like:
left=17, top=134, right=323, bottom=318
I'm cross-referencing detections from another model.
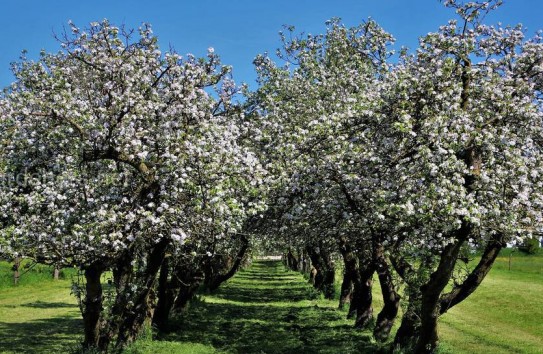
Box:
left=519, top=237, right=540, bottom=255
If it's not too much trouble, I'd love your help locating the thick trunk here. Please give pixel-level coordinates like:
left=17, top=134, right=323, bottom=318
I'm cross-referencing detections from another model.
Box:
left=307, top=247, right=336, bottom=299
left=393, top=303, right=420, bottom=350
left=287, top=250, right=299, bottom=271
left=373, top=255, right=400, bottom=341
left=301, top=252, right=311, bottom=274
left=296, top=249, right=304, bottom=272
left=414, top=223, right=470, bottom=354
left=170, top=257, right=204, bottom=312
left=153, top=257, right=173, bottom=332
left=321, top=263, right=336, bottom=300
left=173, top=279, right=202, bottom=311
left=82, top=265, right=104, bottom=349
left=352, top=266, right=374, bottom=329
left=338, top=239, right=356, bottom=311
left=116, top=239, right=169, bottom=347
left=53, top=266, right=60, bottom=280
left=98, top=252, right=134, bottom=350
left=338, top=271, right=353, bottom=310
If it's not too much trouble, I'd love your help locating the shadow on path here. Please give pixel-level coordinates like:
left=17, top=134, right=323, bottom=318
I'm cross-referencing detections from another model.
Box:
left=163, top=261, right=383, bottom=354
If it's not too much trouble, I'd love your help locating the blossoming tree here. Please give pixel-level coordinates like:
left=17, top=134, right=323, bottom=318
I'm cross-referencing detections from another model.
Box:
left=0, top=20, right=266, bottom=349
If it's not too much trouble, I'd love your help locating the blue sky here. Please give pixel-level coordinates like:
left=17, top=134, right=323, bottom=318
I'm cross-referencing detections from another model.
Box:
left=1, top=0, right=542, bottom=89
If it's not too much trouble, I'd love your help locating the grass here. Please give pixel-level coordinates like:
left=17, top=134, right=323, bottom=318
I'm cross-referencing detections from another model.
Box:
left=0, top=251, right=542, bottom=353
left=437, top=252, right=543, bottom=354
left=0, top=260, right=76, bottom=288
left=147, top=261, right=383, bottom=354
left=0, top=263, right=82, bottom=354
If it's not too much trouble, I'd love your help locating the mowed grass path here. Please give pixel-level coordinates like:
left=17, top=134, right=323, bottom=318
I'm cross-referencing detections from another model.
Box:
left=157, top=260, right=380, bottom=354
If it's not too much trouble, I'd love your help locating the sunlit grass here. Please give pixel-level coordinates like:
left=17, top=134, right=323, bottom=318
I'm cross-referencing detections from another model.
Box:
left=0, top=263, right=81, bottom=354
left=438, top=260, right=543, bottom=354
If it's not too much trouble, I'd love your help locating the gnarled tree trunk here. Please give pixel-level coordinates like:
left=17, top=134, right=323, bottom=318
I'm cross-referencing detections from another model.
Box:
left=307, top=246, right=335, bottom=299
left=205, top=235, right=249, bottom=291
left=82, top=265, right=104, bottom=349
left=351, top=264, right=374, bottom=329
left=338, top=238, right=355, bottom=311
left=116, top=239, right=169, bottom=347
left=153, top=256, right=174, bottom=332
left=13, top=257, right=21, bottom=285
left=373, top=243, right=400, bottom=341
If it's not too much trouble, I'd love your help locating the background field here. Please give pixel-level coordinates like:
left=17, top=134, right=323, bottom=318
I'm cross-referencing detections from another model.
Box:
left=0, top=251, right=542, bottom=353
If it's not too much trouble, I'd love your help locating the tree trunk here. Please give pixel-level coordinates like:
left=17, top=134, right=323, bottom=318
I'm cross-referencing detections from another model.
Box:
left=173, top=279, right=202, bottom=312
left=352, top=266, right=374, bottom=329
left=13, top=257, right=21, bottom=285
left=82, top=265, right=104, bottom=349
left=338, top=271, right=353, bottom=310
left=439, top=234, right=505, bottom=314
left=393, top=303, right=420, bottom=351
left=338, top=238, right=355, bottom=311
left=206, top=236, right=249, bottom=291
left=53, top=266, right=60, bottom=280
left=296, top=249, right=304, bottom=272
left=373, top=246, right=400, bottom=341
left=322, top=262, right=336, bottom=300
left=414, top=223, right=469, bottom=354
left=153, top=256, right=173, bottom=332
left=302, top=253, right=311, bottom=274
left=307, top=246, right=335, bottom=299
left=98, top=252, right=134, bottom=350
left=116, top=239, right=169, bottom=347
left=287, top=250, right=299, bottom=271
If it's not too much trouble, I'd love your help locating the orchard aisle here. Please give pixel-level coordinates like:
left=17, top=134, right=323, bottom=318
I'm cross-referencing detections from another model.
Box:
left=164, top=260, right=379, bottom=354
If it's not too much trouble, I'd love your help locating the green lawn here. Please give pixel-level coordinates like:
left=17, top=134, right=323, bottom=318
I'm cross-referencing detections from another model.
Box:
left=0, top=270, right=82, bottom=353
left=1, top=252, right=542, bottom=353
left=438, top=252, right=543, bottom=354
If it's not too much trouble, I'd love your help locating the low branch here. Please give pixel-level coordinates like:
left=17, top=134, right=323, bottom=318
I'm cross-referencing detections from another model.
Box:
left=439, top=233, right=505, bottom=314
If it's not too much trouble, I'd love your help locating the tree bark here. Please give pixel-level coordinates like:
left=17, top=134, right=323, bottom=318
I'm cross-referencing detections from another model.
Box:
left=153, top=256, right=173, bottom=332
left=439, top=234, right=505, bottom=315
left=296, top=249, right=304, bottom=272
left=373, top=253, right=400, bottom=341
left=287, top=249, right=299, bottom=271
left=206, top=235, right=249, bottom=291
left=116, top=239, right=169, bottom=347
left=82, top=265, right=104, bottom=349
left=393, top=302, right=420, bottom=350
left=338, top=270, right=353, bottom=310
left=414, top=223, right=470, bottom=354
left=13, top=257, right=21, bottom=285
left=53, top=266, right=60, bottom=280
left=98, top=251, right=134, bottom=350
left=173, top=272, right=203, bottom=312
left=338, top=238, right=355, bottom=311
left=352, top=266, right=374, bottom=329
left=307, top=246, right=335, bottom=299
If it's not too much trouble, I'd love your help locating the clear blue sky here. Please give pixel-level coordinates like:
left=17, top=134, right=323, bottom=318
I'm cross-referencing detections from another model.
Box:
left=1, top=0, right=542, bottom=89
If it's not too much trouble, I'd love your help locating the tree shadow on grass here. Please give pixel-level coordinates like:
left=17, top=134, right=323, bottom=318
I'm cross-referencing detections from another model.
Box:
left=0, top=316, right=82, bottom=354
left=20, top=301, right=79, bottom=309
left=160, top=261, right=385, bottom=354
